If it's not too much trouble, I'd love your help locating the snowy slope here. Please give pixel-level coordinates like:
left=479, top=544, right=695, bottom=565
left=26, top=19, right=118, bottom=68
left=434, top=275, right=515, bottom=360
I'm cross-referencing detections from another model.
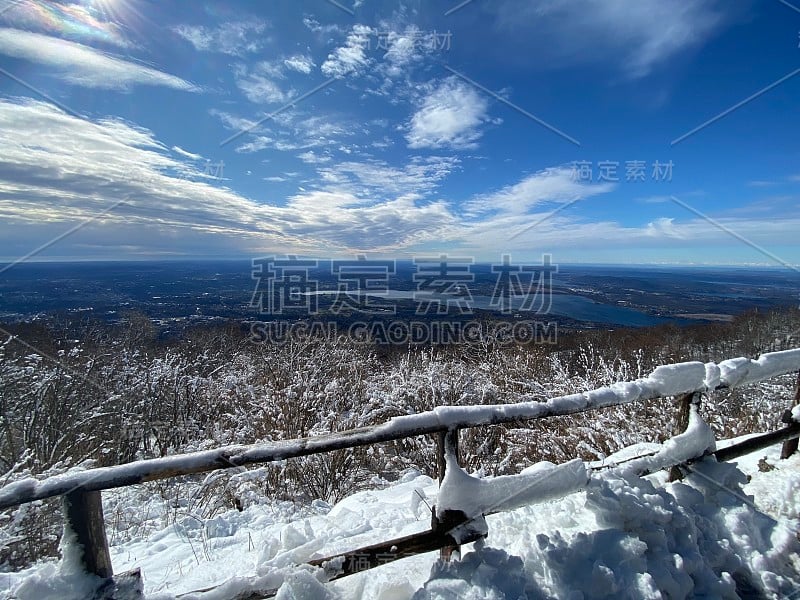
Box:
left=4, top=440, right=800, bottom=600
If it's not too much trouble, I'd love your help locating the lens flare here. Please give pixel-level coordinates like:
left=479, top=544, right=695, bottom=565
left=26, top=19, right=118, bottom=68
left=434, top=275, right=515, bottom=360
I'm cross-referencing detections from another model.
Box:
left=2, top=0, right=149, bottom=48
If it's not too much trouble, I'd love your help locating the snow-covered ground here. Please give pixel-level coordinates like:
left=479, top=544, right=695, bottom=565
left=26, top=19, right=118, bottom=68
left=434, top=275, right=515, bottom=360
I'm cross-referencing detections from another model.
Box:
left=3, top=437, right=800, bottom=600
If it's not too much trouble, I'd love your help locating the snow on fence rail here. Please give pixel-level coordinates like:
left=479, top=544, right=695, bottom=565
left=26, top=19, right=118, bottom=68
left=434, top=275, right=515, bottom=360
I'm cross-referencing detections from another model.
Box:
left=3, top=349, right=800, bottom=598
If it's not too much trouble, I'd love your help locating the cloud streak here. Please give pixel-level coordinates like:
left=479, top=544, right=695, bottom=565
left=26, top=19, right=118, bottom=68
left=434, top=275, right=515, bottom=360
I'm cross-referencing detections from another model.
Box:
left=0, top=28, right=197, bottom=91
left=173, top=20, right=268, bottom=56
left=490, top=0, right=731, bottom=78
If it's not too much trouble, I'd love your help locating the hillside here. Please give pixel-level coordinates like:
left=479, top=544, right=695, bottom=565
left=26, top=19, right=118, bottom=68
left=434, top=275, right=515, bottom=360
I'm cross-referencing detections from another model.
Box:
left=1, top=309, right=800, bottom=598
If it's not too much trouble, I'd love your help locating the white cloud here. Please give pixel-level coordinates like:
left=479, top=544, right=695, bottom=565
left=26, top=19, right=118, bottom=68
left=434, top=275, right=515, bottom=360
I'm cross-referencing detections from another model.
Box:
left=0, top=29, right=197, bottom=91
left=298, top=151, right=332, bottom=164
left=465, top=167, right=614, bottom=216
left=0, top=99, right=453, bottom=256
left=321, top=24, right=374, bottom=78
left=492, top=0, right=730, bottom=78
left=303, top=18, right=342, bottom=36
left=173, top=20, right=268, bottom=56
left=313, top=157, right=460, bottom=198
left=406, top=77, right=490, bottom=150
left=209, top=109, right=260, bottom=133
left=283, top=192, right=456, bottom=251
left=234, top=62, right=292, bottom=104
left=284, top=54, right=315, bottom=74
left=233, top=55, right=317, bottom=104
left=371, top=136, right=393, bottom=149
left=236, top=136, right=275, bottom=153
left=3, top=100, right=794, bottom=261
left=213, top=108, right=355, bottom=154
left=380, top=25, right=430, bottom=78
left=172, top=146, right=203, bottom=161
left=645, top=217, right=684, bottom=238
left=636, top=195, right=672, bottom=204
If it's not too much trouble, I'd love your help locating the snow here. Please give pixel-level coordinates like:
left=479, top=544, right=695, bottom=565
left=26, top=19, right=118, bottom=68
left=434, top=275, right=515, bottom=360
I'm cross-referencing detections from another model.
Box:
left=9, top=520, right=104, bottom=600
left=436, top=457, right=590, bottom=519
left=588, top=442, right=663, bottom=468
left=718, top=348, right=800, bottom=388
left=646, top=361, right=707, bottom=396
left=427, top=450, right=800, bottom=599
left=382, top=350, right=799, bottom=436
left=3, top=348, right=800, bottom=598
left=4, top=442, right=800, bottom=599
left=618, top=405, right=716, bottom=477
left=435, top=405, right=714, bottom=520
left=704, top=361, right=722, bottom=390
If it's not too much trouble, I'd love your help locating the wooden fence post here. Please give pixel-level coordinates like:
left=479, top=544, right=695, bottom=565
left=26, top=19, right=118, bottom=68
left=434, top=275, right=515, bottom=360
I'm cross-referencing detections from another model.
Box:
left=436, top=428, right=459, bottom=483
left=668, top=392, right=700, bottom=481
left=62, top=490, right=113, bottom=580
left=780, top=371, right=800, bottom=459
left=435, top=428, right=461, bottom=561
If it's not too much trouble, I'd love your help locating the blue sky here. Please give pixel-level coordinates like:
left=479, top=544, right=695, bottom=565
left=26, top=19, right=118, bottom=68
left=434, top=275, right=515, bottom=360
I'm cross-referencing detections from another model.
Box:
left=0, top=0, right=799, bottom=265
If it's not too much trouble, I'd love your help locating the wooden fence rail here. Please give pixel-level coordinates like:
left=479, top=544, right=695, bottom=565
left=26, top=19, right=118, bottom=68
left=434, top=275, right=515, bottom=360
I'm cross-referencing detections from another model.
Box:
left=2, top=349, right=800, bottom=599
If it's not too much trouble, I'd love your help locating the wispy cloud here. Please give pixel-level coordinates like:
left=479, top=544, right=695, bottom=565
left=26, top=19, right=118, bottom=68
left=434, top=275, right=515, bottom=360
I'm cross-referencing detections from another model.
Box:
left=491, top=0, right=731, bottom=78
left=284, top=54, right=315, bottom=74
left=172, top=20, right=268, bottom=56
left=235, top=136, right=274, bottom=154
left=214, top=107, right=356, bottom=155
left=0, top=28, right=197, bottom=91
left=298, top=151, right=332, bottom=164
left=234, top=62, right=293, bottom=104
left=0, top=99, right=452, bottom=256
left=172, top=146, right=203, bottom=161
left=464, top=167, right=614, bottom=216
left=313, top=156, right=461, bottom=197
left=380, top=25, right=431, bottom=78
left=302, top=17, right=342, bottom=36
left=233, top=54, right=318, bottom=105
left=321, top=24, right=374, bottom=78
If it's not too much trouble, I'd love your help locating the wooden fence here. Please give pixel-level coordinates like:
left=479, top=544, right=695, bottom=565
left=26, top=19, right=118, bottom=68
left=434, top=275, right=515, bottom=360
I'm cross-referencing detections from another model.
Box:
left=2, top=349, right=800, bottom=599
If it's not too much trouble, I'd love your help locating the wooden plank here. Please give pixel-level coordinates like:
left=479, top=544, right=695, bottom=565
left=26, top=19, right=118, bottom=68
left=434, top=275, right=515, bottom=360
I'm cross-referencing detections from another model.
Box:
left=669, top=392, right=699, bottom=481
left=62, top=490, right=113, bottom=580
left=94, top=569, right=144, bottom=600
left=310, top=509, right=475, bottom=580
left=714, top=423, right=800, bottom=463
left=180, top=513, right=481, bottom=600
left=435, top=428, right=461, bottom=561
